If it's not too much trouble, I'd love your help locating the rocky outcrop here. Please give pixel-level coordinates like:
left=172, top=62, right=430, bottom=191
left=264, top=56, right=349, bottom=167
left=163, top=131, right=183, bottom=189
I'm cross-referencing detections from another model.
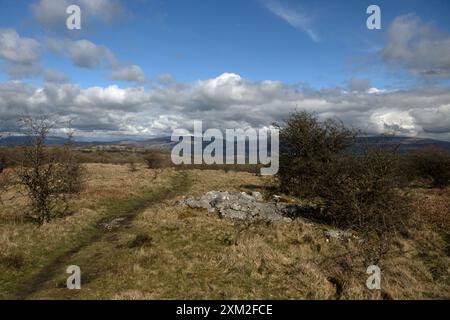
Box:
left=177, top=191, right=356, bottom=241
left=177, top=191, right=320, bottom=222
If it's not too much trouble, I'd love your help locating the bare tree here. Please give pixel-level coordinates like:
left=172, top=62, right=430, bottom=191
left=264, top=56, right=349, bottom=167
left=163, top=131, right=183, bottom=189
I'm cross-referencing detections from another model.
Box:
left=15, top=116, right=83, bottom=224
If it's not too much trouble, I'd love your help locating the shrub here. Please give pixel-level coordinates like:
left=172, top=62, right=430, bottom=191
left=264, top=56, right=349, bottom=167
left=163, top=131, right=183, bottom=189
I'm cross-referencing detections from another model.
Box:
left=15, top=117, right=83, bottom=224
left=278, top=111, right=411, bottom=263
left=128, top=161, right=138, bottom=172
left=277, top=111, right=357, bottom=197
left=0, top=155, right=5, bottom=174
left=407, top=147, right=450, bottom=188
left=143, top=150, right=167, bottom=169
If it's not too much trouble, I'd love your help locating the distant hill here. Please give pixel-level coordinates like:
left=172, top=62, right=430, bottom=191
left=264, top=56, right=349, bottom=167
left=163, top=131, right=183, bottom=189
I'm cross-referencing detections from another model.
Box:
left=354, top=136, right=450, bottom=152
left=1, top=135, right=450, bottom=152
left=135, top=136, right=450, bottom=152
left=0, top=135, right=70, bottom=146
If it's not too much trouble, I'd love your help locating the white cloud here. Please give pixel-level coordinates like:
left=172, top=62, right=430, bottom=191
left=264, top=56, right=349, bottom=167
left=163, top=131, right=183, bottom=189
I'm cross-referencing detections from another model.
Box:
left=262, top=0, right=319, bottom=42
left=370, top=110, right=422, bottom=136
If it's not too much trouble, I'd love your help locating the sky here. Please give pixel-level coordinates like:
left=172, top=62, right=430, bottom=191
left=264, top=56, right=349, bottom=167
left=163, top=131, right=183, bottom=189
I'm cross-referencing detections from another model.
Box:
left=0, top=0, right=450, bottom=140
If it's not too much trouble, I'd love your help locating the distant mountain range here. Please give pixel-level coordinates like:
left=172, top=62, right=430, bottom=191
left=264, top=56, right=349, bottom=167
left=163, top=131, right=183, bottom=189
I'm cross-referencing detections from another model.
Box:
left=1, top=135, right=450, bottom=152
left=353, top=136, right=450, bottom=152
left=0, top=135, right=71, bottom=146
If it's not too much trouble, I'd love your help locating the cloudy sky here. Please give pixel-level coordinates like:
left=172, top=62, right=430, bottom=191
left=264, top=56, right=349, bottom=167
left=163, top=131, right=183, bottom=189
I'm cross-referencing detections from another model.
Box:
left=0, top=0, right=450, bottom=140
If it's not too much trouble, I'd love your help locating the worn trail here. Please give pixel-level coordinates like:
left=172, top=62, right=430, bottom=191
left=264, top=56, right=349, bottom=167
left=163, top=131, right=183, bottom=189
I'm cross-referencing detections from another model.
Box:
left=14, top=172, right=191, bottom=300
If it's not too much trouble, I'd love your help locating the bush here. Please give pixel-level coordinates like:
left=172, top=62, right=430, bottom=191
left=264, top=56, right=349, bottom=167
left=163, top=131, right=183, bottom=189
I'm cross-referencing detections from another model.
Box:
left=310, top=147, right=411, bottom=264
left=143, top=150, right=167, bottom=169
left=128, top=161, right=138, bottom=172
left=407, top=147, right=450, bottom=188
left=15, top=117, right=83, bottom=224
left=277, top=112, right=411, bottom=263
left=318, top=148, right=410, bottom=244
left=0, top=155, right=5, bottom=174
left=277, top=111, right=357, bottom=197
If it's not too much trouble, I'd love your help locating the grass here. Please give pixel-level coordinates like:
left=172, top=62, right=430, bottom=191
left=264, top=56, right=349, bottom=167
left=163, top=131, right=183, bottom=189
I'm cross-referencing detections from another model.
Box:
left=0, top=164, right=449, bottom=299
left=0, top=165, right=190, bottom=299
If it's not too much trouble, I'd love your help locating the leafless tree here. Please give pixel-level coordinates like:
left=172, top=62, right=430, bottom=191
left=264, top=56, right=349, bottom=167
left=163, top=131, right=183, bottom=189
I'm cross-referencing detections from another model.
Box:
left=15, top=116, right=83, bottom=224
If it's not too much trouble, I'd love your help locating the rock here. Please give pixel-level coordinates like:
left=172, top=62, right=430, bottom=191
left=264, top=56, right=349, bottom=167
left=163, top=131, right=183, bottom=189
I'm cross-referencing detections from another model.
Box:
left=178, top=191, right=317, bottom=222
left=323, top=229, right=353, bottom=240
left=251, top=192, right=263, bottom=201
left=100, top=217, right=126, bottom=231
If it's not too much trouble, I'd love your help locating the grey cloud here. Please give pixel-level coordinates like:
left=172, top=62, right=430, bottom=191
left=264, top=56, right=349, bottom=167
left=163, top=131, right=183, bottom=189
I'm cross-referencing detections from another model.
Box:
left=156, top=74, right=176, bottom=85
left=1, top=74, right=450, bottom=140
left=382, top=14, right=450, bottom=78
left=68, top=39, right=118, bottom=69
left=31, top=0, right=125, bottom=32
left=0, top=29, right=42, bottom=79
left=44, top=70, right=70, bottom=83
left=108, top=65, right=148, bottom=83
left=0, top=29, right=40, bottom=64
left=347, top=78, right=371, bottom=93
left=2, top=63, right=42, bottom=79
left=46, top=38, right=147, bottom=83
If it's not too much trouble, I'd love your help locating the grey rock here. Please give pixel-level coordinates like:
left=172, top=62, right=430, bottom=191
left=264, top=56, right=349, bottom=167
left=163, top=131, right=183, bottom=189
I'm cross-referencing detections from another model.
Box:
left=251, top=192, right=263, bottom=201
left=323, top=229, right=353, bottom=240
left=100, top=217, right=126, bottom=231
left=178, top=191, right=318, bottom=222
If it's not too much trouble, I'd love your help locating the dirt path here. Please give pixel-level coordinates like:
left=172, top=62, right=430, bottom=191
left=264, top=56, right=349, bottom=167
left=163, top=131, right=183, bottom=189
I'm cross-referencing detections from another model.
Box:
left=14, top=172, right=191, bottom=300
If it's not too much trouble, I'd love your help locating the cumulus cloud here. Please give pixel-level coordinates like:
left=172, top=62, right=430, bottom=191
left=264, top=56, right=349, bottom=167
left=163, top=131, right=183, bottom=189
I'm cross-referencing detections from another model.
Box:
left=382, top=14, right=450, bottom=77
left=156, top=74, right=176, bottom=85
left=44, top=69, right=70, bottom=83
left=370, top=110, right=421, bottom=135
left=347, top=78, right=371, bottom=93
left=0, top=29, right=40, bottom=64
left=46, top=38, right=146, bottom=82
left=108, top=65, right=147, bottom=83
left=31, top=0, right=125, bottom=31
left=1, top=73, right=450, bottom=140
left=69, top=39, right=117, bottom=68
left=262, top=0, right=319, bottom=42
left=0, top=29, right=42, bottom=79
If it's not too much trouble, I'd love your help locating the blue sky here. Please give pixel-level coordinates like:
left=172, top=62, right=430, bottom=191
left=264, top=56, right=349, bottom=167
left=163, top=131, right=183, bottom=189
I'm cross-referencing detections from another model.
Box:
left=1, top=0, right=450, bottom=140
left=1, top=0, right=448, bottom=88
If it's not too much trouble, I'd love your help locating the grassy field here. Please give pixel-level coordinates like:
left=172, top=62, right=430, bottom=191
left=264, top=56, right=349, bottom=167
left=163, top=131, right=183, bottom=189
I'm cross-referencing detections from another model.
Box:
left=0, top=164, right=449, bottom=299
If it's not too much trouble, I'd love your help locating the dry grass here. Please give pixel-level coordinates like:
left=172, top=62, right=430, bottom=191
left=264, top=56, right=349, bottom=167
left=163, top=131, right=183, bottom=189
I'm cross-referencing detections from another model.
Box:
left=410, top=187, right=450, bottom=231
left=0, top=165, right=448, bottom=300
